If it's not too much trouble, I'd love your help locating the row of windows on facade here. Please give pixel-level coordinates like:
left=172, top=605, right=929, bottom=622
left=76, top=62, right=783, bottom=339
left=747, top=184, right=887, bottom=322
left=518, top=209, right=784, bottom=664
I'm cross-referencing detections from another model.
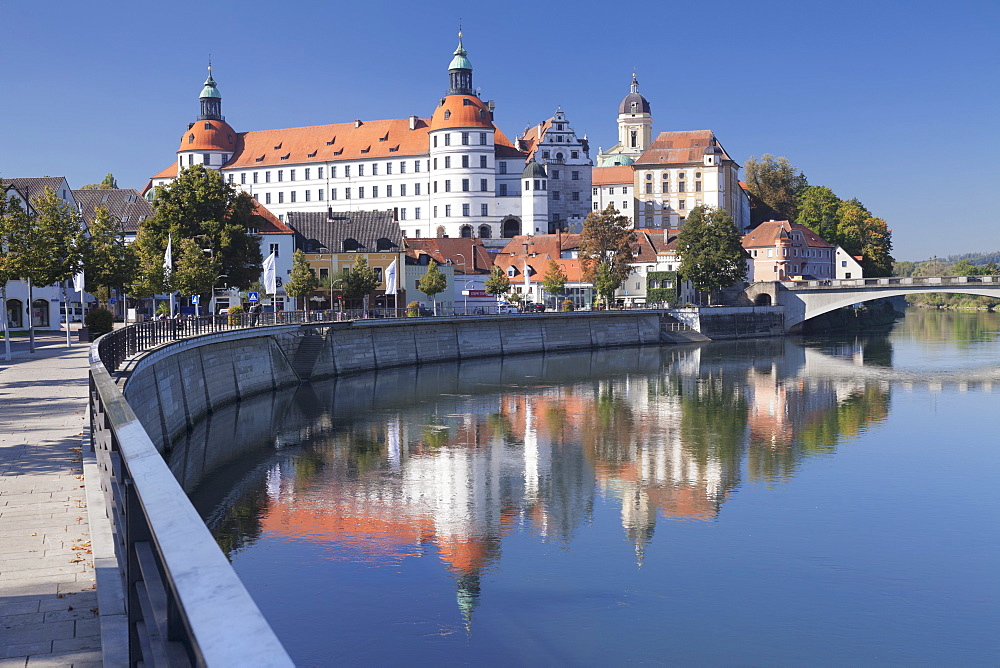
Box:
left=750, top=248, right=832, bottom=258
left=540, top=150, right=582, bottom=161
left=644, top=181, right=702, bottom=193
left=432, top=131, right=491, bottom=147
left=644, top=171, right=704, bottom=181
left=213, top=158, right=522, bottom=185
left=428, top=204, right=491, bottom=217
left=256, top=183, right=429, bottom=204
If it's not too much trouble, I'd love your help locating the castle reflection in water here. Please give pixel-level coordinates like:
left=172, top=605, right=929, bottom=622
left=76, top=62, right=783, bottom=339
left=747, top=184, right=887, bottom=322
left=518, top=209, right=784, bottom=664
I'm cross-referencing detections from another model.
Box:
left=181, top=337, right=910, bottom=625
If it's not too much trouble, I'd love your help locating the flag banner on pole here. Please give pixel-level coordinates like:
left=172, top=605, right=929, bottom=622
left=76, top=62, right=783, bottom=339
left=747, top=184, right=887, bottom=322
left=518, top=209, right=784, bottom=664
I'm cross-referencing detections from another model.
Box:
left=73, top=272, right=85, bottom=294
left=163, top=235, right=172, bottom=275
left=263, top=251, right=277, bottom=295
left=385, top=259, right=397, bottom=295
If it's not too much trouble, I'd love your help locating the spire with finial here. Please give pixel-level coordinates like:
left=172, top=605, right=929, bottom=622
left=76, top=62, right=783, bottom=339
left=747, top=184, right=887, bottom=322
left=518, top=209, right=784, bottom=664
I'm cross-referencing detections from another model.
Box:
left=198, top=60, right=223, bottom=121
left=447, top=29, right=474, bottom=95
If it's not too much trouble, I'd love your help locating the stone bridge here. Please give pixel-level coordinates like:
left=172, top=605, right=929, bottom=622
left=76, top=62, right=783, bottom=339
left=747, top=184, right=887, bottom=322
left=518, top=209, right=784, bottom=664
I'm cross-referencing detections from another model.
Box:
left=744, top=276, right=1000, bottom=332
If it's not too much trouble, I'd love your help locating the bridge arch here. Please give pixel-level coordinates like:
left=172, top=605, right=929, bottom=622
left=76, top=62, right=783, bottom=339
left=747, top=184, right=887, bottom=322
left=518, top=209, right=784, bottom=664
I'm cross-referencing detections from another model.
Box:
left=758, top=277, right=1000, bottom=332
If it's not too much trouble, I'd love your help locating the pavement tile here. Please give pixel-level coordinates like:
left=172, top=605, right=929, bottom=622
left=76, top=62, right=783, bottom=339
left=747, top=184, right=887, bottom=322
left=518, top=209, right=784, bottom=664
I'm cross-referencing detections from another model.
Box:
left=50, top=635, right=101, bottom=653
left=1, top=620, right=75, bottom=644
left=0, top=600, right=39, bottom=616
left=0, top=657, right=29, bottom=667
left=25, top=649, right=102, bottom=667
left=36, top=593, right=96, bottom=614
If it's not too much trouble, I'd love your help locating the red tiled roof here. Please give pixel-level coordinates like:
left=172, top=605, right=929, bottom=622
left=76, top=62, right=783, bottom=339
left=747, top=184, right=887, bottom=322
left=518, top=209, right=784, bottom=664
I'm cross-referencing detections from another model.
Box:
left=403, top=238, right=493, bottom=273
left=592, top=166, right=634, bottom=186
left=429, top=94, right=494, bottom=130
left=635, top=130, right=734, bottom=166
left=742, top=220, right=833, bottom=248
left=224, top=117, right=432, bottom=169
left=151, top=163, right=178, bottom=180
left=517, top=119, right=552, bottom=160
left=178, top=119, right=238, bottom=153
left=249, top=200, right=293, bottom=234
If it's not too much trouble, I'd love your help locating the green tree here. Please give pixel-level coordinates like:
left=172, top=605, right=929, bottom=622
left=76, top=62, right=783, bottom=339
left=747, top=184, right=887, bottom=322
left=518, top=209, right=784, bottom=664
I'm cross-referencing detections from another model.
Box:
left=285, top=249, right=319, bottom=308
left=0, top=190, right=30, bottom=358
left=484, top=264, right=510, bottom=299
left=676, top=206, right=746, bottom=304
left=795, top=185, right=841, bottom=243
left=541, top=259, right=567, bottom=306
left=140, top=164, right=262, bottom=291
left=172, top=237, right=221, bottom=301
left=83, top=205, right=134, bottom=305
left=417, top=259, right=448, bottom=314
left=342, top=255, right=380, bottom=303
left=592, top=261, right=618, bottom=306
left=80, top=173, right=118, bottom=190
left=836, top=199, right=894, bottom=277
left=893, top=260, right=916, bottom=277
left=743, top=154, right=807, bottom=221
left=580, top=204, right=636, bottom=297
left=20, top=187, right=86, bottom=289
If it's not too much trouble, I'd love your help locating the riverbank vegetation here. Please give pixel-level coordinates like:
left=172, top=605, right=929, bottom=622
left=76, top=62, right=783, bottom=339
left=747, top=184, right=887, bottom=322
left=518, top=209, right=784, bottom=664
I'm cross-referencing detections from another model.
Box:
left=893, top=253, right=1000, bottom=309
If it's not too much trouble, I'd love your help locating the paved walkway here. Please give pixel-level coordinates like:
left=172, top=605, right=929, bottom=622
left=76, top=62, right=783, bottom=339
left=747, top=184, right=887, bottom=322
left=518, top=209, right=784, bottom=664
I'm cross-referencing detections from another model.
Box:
left=0, top=334, right=101, bottom=667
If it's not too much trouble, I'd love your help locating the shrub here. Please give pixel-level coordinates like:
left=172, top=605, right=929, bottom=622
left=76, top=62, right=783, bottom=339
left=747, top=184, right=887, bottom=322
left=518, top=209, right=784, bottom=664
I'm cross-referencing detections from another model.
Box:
left=407, top=301, right=420, bottom=317
left=561, top=299, right=575, bottom=312
left=84, top=307, right=114, bottom=336
left=227, top=304, right=245, bottom=326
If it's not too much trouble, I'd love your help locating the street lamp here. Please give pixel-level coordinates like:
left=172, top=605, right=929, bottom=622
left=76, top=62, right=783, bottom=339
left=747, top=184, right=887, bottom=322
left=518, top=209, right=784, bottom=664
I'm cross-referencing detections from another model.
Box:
left=454, top=253, right=467, bottom=314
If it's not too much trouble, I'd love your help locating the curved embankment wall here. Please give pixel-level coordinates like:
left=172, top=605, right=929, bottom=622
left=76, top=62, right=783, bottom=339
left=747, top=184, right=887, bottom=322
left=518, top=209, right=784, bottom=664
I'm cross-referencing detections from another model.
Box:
left=123, top=312, right=690, bottom=451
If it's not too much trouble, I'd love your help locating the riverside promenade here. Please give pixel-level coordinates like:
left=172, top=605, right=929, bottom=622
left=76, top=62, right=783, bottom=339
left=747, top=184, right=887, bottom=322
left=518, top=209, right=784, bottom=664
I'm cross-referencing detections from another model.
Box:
left=0, top=333, right=102, bottom=667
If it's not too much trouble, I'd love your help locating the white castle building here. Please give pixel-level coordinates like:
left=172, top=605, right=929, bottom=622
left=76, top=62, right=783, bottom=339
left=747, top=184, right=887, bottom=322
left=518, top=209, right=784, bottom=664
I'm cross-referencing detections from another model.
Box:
left=146, top=35, right=555, bottom=240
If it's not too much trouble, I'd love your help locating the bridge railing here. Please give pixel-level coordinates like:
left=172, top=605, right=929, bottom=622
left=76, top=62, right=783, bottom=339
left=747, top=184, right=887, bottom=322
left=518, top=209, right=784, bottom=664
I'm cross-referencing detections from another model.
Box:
left=89, top=343, right=294, bottom=667
left=781, top=275, right=1000, bottom=290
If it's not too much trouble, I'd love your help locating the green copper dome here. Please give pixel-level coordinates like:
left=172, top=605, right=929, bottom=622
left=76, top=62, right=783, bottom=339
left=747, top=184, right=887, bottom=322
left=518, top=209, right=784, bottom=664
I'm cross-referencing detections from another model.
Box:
left=449, top=32, right=472, bottom=70
left=200, top=69, right=222, bottom=99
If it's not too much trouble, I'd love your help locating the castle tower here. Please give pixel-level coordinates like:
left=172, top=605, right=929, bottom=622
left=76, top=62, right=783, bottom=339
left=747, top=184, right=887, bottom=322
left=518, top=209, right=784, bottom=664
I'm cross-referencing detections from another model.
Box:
left=428, top=33, right=497, bottom=238
left=520, top=159, right=548, bottom=235
left=176, top=65, right=238, bottom=174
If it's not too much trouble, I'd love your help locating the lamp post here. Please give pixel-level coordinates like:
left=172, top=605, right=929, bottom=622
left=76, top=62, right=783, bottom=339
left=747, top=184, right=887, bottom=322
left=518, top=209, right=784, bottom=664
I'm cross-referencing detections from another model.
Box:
left=454, top=253, right=467, bottom=314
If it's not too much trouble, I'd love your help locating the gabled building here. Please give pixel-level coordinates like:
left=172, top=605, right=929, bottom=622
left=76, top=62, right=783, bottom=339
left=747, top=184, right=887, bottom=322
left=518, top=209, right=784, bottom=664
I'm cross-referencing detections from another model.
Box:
left=633, top=131, right=750, bottom=232
left=403, top=237, right=494, bottom=313
left=491, top=233, right=594, bottom=309
left=73, top=188, right=153, bottom=239
left=516, top=107, right=593, bottom=233
left=742, top=220, right=835, bottom=281
left=591, top=165, right=635, bottom=219
left=285, top=209, right=403, bottom=310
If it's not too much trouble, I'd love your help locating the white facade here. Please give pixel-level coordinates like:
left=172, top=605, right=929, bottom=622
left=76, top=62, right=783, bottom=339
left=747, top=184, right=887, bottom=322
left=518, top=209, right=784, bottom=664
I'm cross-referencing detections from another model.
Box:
left=836, top=246, right=864, bottom=279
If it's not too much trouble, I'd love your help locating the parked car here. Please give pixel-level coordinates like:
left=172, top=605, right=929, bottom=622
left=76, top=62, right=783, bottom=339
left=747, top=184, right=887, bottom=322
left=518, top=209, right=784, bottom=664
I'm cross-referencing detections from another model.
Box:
left=497, top=303, right=519, bottom=314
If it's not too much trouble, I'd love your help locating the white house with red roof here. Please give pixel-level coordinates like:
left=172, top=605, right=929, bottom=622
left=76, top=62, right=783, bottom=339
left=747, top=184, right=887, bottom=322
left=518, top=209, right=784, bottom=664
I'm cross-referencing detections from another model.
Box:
left=145, top=34, right=569, bottom=244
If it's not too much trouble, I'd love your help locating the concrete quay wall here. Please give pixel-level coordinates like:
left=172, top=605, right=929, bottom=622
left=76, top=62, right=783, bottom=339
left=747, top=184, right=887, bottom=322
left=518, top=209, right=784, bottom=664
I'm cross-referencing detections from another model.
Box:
left=122, top=309, right=781, bottom=450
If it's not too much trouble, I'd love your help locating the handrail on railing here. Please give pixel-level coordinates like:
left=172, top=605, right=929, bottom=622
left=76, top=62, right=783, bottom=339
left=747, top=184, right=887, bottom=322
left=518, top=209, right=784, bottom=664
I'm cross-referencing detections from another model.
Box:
left=89, top=346, right=294, bottom=666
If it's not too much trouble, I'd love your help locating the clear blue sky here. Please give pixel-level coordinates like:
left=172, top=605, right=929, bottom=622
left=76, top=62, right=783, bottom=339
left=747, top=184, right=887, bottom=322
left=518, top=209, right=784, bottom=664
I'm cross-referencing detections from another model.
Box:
left=2, top=0, right=996, bottom=261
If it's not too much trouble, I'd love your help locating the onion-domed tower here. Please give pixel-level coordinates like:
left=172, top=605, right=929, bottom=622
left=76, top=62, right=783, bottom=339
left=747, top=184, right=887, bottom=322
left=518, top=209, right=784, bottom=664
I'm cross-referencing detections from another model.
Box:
left=617, top=74, right=653, bottom=157
left=176, top=65, right=238, bottom=174
left=520, top=158, right=548, bottom=235
left=427, top=33, right=497, bottom=238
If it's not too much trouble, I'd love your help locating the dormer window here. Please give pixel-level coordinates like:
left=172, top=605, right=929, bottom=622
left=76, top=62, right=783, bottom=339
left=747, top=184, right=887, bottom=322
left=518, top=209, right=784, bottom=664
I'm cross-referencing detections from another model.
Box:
left=444, top=110, right=451, bottom=120
left=188, top=134, right=195, bottom=144
left=507, top=266, right=516, bottom=277
left=204, top=122, right=212, bottom=130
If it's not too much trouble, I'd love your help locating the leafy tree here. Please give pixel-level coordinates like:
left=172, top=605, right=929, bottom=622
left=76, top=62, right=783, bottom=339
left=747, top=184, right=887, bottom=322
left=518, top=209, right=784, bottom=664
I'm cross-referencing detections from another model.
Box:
left=140, top=164, right=262, bottom=292
left=541, top=259, right=567, bottom=304
left=417, top=259, right=448, bottom=313
left=743, top=154, right=807, bottom=221
left=0, top=189, right=30, bottom=358
left=20, top=187, right=86, bottom=288
left=342, top=255, right=380, bottom=302
left=83, top=205, right=134, bottom=305
left=173, top=237, right=221, bottom=300
left=285, top=249, right=319, bottom=308
left=484, top=264, right=510, bottom=298
left=80, top=173, right=118, bottom=190
left=795, top=185, right=841, bottom=243
left=580, top=204, right=636, bottom=295
left=676, top=206, right=746, bottom=304
left=893, top=260, right=916, bottom=277
left=592, top=262, right=618, bottom=306
left=836, top=199, right=893, bottom=277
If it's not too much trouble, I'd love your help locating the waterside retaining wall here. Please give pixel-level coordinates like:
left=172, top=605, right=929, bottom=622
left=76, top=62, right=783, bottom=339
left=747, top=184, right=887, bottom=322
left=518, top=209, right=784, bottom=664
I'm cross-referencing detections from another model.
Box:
left=123, top=309, right=780, bottom=450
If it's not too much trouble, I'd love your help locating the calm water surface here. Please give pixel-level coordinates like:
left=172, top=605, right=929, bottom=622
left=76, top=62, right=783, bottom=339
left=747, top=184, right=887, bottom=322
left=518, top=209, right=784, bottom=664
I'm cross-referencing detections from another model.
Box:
left=182, top=310, right=1000, bottom=666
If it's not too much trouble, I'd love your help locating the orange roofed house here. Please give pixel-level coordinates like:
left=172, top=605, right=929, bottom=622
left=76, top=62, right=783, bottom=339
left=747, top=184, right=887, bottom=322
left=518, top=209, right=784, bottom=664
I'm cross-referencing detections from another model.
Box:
left=742, top=220, right=836, bottom=282
left=144, top=33, right=589, bottom=247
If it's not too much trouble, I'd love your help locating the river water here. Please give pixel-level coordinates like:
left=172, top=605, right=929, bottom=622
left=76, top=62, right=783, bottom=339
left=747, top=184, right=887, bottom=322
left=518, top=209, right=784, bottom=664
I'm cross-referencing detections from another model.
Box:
left=184, top=310, right=1000, bottom=665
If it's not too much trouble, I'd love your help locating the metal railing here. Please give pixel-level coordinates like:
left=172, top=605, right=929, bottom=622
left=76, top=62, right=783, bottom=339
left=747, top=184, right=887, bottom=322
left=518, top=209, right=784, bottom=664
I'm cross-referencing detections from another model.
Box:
left=89, top=349, right=293, bottom=666
left=781, top=275, right=1000, bottom=290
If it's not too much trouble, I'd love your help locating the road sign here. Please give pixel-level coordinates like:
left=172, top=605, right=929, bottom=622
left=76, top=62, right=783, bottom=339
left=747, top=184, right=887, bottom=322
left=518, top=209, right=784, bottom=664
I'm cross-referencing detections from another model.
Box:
left=191, top=295, right=200, bottom=304
left=248, top=292, right=259, bottom=302
left=109, top=298, right=116, bottom=305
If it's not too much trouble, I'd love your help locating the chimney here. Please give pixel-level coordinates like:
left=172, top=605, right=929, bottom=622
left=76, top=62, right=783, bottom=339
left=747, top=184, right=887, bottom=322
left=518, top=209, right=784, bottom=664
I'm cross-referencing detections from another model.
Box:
left=556, top=228, right=562, bottom=256
left=355, top=119, right=363, bottom=128
left=408, top=115, right=418, bottom=130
